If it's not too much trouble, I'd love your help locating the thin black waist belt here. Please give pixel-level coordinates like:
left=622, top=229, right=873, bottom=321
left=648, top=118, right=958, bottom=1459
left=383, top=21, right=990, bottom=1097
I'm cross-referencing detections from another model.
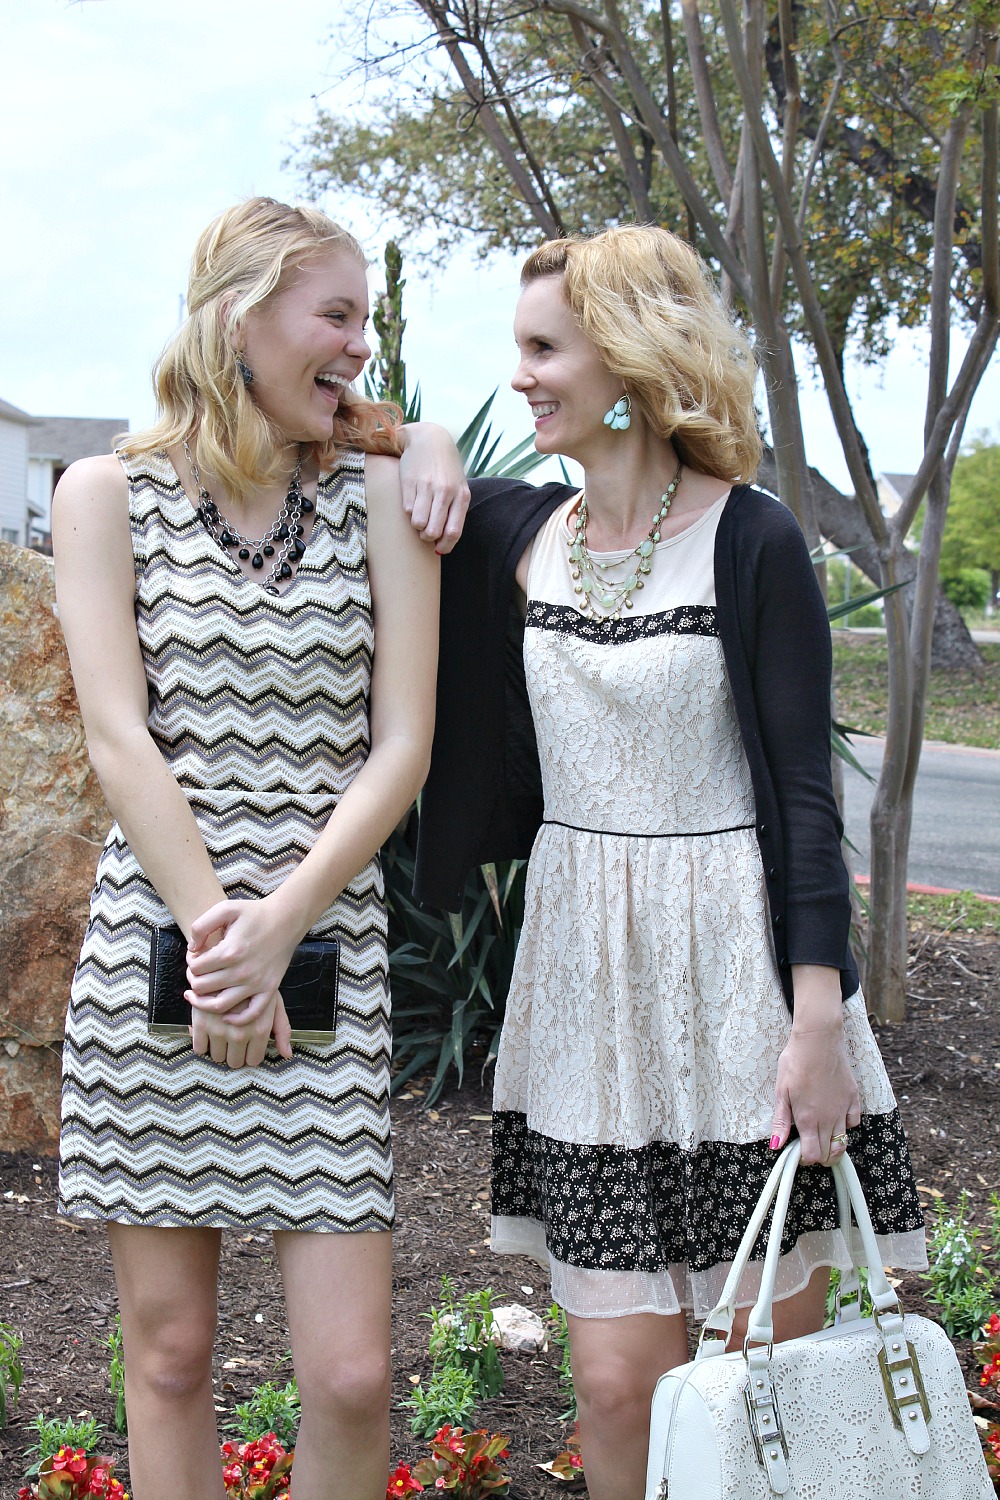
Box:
left=542, top=819, right=757, bottom=840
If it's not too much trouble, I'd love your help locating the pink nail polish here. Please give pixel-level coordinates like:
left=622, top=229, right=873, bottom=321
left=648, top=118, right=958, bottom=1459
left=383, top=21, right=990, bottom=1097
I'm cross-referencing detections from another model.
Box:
left=769, top=1134, right=782, bottom=1150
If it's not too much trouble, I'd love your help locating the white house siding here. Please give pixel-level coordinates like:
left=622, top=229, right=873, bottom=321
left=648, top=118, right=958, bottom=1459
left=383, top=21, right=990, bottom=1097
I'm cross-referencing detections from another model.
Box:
left=0, top=416, right=31, bottom=543
left=27, top=456, right=56, bottom=542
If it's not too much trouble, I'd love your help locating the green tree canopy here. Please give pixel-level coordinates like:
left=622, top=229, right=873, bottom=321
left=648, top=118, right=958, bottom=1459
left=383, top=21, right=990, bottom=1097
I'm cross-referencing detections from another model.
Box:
left=297, top=0, right=993, bottom=369
left=940, top=434, right=1000, bottom=582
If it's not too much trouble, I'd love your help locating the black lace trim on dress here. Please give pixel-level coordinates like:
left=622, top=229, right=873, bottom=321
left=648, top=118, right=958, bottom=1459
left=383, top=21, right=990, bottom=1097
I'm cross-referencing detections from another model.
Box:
left=492, top=1109, right=924, bottom=1274
left=525, top=602, right=718, bottom=642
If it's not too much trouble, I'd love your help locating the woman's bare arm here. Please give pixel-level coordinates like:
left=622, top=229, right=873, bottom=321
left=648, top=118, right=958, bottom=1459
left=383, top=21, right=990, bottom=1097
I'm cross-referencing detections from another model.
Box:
left=186, top=454, right=440, bottom=1027
left=52, top=455, right=229, bottom=935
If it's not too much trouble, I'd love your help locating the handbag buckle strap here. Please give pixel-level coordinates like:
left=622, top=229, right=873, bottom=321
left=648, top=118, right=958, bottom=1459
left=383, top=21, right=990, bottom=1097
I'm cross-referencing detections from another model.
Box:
left=878, top=1338, right=932, bottom=1453
left=743, top=1362, right=790, bottom=1494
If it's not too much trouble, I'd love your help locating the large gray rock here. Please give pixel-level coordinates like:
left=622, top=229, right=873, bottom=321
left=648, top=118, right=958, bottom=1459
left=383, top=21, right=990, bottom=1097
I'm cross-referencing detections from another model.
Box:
left=0, top=542, right=106, bottom=1153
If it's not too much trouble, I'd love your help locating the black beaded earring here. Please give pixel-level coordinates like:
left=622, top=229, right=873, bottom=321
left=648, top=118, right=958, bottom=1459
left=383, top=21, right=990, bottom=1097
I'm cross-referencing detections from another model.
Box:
left=236, top=353, right=254, bottom=387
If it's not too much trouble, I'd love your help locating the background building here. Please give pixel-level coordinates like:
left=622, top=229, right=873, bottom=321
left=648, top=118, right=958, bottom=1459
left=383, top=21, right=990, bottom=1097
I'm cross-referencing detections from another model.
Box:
left=0, top=397, right=35, bottom=544
left=27, top=415, right=126, bottom=550
left=0, top=401, right=126, bottom=550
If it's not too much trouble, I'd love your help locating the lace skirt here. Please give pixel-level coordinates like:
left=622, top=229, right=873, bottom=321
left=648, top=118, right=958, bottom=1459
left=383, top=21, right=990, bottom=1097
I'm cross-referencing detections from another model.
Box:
left=490, top=825, right=927, bottom=1318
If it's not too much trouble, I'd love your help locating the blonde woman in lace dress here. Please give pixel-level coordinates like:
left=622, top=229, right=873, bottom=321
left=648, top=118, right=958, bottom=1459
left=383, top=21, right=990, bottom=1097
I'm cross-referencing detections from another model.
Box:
left=418, top=227, right=926, bottom=1500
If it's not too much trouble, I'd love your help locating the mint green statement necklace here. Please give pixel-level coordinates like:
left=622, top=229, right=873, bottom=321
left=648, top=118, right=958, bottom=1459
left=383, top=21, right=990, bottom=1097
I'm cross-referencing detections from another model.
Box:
left=568, top=459, right=683, bottom=619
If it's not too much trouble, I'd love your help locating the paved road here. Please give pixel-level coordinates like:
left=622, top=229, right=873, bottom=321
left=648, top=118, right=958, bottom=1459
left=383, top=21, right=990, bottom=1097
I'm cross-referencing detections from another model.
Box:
left=840, top=737, right=1000, bottom=897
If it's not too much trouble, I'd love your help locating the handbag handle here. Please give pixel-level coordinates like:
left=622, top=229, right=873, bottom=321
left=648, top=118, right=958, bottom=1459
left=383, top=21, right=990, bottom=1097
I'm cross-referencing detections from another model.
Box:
left=693, top=1143, right=932, bottom=1469
left=700, top=1141, right=896, bottom=1348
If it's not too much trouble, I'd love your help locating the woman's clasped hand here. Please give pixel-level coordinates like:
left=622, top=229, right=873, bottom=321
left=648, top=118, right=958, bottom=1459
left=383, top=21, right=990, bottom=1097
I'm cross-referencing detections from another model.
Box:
left=184, top=898, right=297, bottom=1068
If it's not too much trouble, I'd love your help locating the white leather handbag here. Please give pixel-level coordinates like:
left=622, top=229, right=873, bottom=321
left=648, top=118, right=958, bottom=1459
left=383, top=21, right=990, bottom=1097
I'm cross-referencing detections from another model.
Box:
left=644, top=1141, right=993, bottom=1499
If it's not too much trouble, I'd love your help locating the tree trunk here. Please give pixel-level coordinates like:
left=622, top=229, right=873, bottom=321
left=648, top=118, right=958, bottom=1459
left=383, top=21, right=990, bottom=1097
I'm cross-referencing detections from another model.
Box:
left=830, top=722, right=867, bottom=989
left=866, top=785, right=913, bottom=1023
left=757, top=449, right=984, bottom=671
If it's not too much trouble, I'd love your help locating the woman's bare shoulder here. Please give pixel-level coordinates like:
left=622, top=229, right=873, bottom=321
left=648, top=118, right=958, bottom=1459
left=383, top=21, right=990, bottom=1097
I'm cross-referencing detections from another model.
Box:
left=362, top=452, right=402, bottom=505
left=53, top=453, right=128, bottom=521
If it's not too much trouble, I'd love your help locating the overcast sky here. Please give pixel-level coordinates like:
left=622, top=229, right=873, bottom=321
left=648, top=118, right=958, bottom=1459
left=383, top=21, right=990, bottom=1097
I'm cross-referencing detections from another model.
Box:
left=1, top=0, right=996, bottom=492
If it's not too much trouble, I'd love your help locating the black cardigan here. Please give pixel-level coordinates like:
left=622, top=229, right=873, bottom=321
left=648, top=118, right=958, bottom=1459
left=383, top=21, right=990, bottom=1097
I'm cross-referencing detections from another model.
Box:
left=413, top=477, right=859, bottom=1010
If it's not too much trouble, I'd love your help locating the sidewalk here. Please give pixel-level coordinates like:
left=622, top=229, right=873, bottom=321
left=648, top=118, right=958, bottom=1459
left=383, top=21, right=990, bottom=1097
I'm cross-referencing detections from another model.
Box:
left=837, top=625, right=1000, bottom=644
left=852, top=875, right=1000, bottom=904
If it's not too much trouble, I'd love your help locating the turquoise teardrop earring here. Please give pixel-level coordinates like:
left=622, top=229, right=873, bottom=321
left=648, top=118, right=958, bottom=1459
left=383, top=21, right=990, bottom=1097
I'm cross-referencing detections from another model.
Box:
left=603, top=393, right=632, bottom=431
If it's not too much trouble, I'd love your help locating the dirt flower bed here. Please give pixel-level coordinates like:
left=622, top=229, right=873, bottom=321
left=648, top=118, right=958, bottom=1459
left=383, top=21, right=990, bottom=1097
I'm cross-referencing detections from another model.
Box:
left=1, top=930, right=998, bottom=1498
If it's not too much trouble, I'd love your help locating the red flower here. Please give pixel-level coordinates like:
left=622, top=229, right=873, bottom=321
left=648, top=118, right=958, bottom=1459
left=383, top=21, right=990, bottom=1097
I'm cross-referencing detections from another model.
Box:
left=386, top=1463, right=424, bottom=1496
left=51, top=1448, right=90, bottom=1481
left=433, top=1425, right=466, bottom=1456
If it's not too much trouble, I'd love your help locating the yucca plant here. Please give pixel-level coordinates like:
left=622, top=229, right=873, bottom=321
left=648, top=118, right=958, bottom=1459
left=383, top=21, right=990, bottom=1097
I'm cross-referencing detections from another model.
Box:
left=811, top=545, right=911, bottom=782
left=384, top=828, right=527, bottom=1103
left=364, top=240, right=547, bottom=1102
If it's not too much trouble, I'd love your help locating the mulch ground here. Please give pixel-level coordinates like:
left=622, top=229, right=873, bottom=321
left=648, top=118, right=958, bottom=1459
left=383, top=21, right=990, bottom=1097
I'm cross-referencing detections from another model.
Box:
left=1, top=929, right=998, bottom=1498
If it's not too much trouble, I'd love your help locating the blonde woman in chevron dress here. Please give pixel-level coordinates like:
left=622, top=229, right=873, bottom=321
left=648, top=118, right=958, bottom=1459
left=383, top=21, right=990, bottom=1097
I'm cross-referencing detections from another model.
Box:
left=52, top=199, right=463, bottom=1500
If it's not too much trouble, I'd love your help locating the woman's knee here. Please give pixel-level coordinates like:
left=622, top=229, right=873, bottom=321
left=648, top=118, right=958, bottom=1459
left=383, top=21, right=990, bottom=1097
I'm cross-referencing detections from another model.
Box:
left=574, top=1354, right=652, bottom=1429
left=123, top=1313, right=217, bottom=1403
left=298, top=1346, right=391, bottom=1428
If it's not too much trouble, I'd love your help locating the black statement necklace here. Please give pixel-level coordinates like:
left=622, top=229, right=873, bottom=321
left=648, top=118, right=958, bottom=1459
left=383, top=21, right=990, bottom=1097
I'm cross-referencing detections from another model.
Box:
left=184, top=439, right=313, bottom=596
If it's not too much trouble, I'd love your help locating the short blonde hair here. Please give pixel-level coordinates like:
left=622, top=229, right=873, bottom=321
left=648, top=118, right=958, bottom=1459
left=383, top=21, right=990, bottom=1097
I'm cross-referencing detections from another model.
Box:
left=120, top=197, right=401, bottom=500
left=521, top=227, right=761, bottom=482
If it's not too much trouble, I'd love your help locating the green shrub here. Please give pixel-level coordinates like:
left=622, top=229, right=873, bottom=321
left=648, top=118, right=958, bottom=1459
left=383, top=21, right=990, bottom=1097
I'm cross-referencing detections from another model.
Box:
left=824, top=557, right=884, bottom=628
left=402, top=1279, right=507, bottom=1438
left=922, top=1193, right=998, bottom=1339
left=107, top=1315, right=127, bottom=1435
left=401, top=1364, right=478, bottom=1437
left=27, top=1412, right=105, bottom=1474
left=547, top=1303, right=577, bottom=1422
left=941, top=567, right=992, bottom=612
left=0, top=1322, right=23, bottom=1427
left=231, top=1379, right=301, bottom=1447
left=426, top=1279, right=504, bottom=1401
left=369, top=241, right=548, bottom=1104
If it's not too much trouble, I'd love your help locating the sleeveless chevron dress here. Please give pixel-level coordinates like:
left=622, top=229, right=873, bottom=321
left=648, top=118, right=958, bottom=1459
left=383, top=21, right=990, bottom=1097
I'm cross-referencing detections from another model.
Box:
left=57, top=448, right=393, bottom=1232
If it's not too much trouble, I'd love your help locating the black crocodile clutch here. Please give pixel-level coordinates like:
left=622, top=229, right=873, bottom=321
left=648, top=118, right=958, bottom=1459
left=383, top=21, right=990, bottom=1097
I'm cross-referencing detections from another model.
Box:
left=147, top=925, right=339, bottom=1045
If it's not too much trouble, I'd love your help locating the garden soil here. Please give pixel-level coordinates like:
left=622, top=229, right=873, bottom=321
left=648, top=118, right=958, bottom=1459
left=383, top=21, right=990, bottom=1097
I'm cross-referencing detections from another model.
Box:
left=1, top=929, right=998, bottom=1498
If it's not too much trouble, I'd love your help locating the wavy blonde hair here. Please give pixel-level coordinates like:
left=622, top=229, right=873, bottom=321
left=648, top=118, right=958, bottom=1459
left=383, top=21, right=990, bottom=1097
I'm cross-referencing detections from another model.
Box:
left=119, top=197, right=401, bottom=501
left=521, top=227, right=761, bottom=482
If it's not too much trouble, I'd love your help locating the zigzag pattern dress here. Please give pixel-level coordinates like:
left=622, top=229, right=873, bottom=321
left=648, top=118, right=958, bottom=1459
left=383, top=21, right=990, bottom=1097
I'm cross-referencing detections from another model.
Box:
left=58, top=448, right=392, bottom=1232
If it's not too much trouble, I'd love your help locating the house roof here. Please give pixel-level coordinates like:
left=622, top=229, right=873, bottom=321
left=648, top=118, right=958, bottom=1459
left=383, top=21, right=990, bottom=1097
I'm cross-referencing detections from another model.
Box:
left=28, top=415, right=127, bottom=465
left=879, top=472, right=915, bottom=500
left=0, top=396, right=35, bottom=425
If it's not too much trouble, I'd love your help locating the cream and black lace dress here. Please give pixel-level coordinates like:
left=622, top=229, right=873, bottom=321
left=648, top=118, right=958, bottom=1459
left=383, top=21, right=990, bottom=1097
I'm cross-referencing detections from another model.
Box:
left=490, top=494, right=926, bottom=1318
